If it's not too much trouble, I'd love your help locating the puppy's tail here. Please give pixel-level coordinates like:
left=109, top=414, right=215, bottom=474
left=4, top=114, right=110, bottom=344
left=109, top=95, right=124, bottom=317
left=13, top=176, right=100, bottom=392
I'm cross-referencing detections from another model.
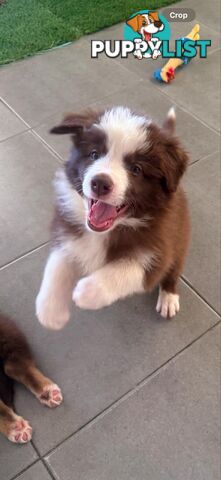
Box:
left=163, top=107, right=176, bottom=134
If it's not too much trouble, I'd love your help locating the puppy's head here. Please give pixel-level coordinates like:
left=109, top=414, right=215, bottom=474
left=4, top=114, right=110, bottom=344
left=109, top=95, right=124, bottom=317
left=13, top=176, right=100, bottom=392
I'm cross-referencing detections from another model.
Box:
left=126, top=12, right=164, bottom=39
left=51, top=107, right=188, bottom=233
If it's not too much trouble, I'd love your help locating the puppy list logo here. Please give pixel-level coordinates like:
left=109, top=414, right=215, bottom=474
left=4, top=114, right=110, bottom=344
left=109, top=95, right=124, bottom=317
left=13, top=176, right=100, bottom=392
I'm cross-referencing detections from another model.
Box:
left=91, top=9, right=211, bottom=60
left=125, top=10, right=170, bottom=60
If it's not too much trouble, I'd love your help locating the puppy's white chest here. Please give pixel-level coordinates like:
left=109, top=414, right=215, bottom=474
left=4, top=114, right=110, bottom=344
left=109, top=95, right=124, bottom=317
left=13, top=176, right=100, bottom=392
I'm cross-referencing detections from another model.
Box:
left=62, top=232, right=108, bottom=274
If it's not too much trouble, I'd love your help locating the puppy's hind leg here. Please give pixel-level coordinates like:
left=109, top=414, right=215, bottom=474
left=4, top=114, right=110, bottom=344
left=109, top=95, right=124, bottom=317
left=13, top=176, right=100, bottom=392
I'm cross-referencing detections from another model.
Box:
left=36, top=248, right=76, bottom=330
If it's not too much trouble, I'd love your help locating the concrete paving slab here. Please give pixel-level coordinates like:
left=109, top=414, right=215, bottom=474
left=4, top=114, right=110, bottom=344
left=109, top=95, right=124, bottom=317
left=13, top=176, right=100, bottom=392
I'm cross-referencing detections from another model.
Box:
left=46, top=324, right=221, bottom=480
left=0, top=39, right=141, bottom=126
left=0, top=132, right=59, bottom=266
left=0, top=439, right=37, bottom=480
left=184, top=152, right=221, bottom=312
left=0, top=100, right=27, bottom=142
left=16, top=462, right=52, bottom=480
left=0, top=246, right=219, bottom=456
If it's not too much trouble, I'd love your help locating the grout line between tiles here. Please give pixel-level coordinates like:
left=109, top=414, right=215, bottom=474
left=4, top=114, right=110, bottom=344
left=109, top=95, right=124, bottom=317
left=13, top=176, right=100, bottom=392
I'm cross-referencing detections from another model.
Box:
left=0, top=128, right=31, bottom=144
left=30, top=130, right=63, bottom=163
left=150, top=82, right=220, bottom=135
left=9, top=459, right=39, bottom=480
left=189, top=150, right=220, bottom=167
left=101, top=50, right=220, bottom=135
left=41, top=319, right=220, bottom=460
left=31, top=441, right=57, bottom=480
left=181, top=275, right=221, bottom=317
left=0, top=242, right=49, bottom=271
left=0, top=97, right=31, bottom=129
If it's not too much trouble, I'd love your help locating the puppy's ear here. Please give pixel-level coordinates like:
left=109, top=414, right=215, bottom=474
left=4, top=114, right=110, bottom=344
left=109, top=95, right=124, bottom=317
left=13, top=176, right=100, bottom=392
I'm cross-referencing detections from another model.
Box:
left=50, top=110, right=100, bottom=135
left=148, top=11, right=160, bottom=22
left=163, top=107, right=176, bottom=135
left=148, top=123, right=188, bottom=194
left=161, top=136, right=188, bottom=193
left=126, top=15, right=140, bottom=32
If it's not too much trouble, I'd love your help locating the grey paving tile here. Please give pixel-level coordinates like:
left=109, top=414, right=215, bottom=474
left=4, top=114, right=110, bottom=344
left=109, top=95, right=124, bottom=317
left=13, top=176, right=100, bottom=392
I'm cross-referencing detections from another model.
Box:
left=34, top=82, right=220, bottom=164
left=46, top=324, right=221, bottom=480
left=0, top=246, right=219, bottom=455
left=0, top=132, right=59, bottom=266
left=16, top=462, right=52, bottom=480
left=155, top=50, right=220, bottom=131
left=0, top=39, right=141, bottom=126
left=0, top=100, right=27, bottom=142
left=0, top=438, right=37, bottom=480
left=184, top=152, right=221, bottom=312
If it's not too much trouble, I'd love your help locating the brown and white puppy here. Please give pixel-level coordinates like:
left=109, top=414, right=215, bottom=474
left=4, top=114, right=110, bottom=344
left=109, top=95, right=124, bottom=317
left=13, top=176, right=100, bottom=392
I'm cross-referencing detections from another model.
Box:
left=0, top=314, right=63, bottom=443
left=36, top=106, right=190, bottom=331
left=127, top=12, right=164, bottom=59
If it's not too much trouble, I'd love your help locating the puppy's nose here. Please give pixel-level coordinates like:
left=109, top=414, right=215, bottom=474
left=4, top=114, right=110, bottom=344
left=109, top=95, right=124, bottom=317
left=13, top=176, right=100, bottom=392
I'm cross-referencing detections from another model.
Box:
left=154, top=20, right=162, bottom=27
left=91, top=175, right=113, bottom=197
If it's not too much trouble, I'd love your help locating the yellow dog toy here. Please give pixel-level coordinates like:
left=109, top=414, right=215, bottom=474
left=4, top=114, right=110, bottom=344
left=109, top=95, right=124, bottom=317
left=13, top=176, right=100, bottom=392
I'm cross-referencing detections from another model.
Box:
left=154, top=24, right=200, bottom=83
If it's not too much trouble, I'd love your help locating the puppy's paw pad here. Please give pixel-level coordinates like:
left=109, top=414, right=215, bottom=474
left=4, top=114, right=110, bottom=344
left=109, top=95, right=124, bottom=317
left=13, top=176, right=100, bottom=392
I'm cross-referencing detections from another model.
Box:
left=156, top=291, right=180, bottom=319
left=38, top=383, right=63, bottom=408
left=8, top=418, right=32, bottom=444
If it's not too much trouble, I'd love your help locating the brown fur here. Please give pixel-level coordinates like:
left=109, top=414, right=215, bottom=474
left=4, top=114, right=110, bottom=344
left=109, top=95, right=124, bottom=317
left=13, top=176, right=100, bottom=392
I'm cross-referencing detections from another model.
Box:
left=0, top=314, right=62, bottom=443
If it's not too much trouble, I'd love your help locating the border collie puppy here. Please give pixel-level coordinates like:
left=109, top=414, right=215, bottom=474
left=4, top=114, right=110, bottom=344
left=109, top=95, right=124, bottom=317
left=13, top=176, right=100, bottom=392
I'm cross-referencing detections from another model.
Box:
left=36, top=106, right=190, bottom=330
left=0, top=314, right=63, bottom=443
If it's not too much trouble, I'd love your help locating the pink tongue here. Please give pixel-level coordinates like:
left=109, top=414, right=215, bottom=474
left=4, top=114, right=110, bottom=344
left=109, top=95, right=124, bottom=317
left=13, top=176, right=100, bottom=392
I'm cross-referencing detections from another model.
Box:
left=89, top=201, right=117, bottom=227
left=144, top=31, right=151, bottom=41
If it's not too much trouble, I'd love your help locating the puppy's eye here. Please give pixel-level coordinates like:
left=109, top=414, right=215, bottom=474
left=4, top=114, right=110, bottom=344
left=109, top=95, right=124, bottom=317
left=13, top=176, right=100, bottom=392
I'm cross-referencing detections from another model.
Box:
left=142, top=21, right=147, bottom=26
left=131, top=164, right=142, bottom=176
left=90, top=150, right=99, bottom=160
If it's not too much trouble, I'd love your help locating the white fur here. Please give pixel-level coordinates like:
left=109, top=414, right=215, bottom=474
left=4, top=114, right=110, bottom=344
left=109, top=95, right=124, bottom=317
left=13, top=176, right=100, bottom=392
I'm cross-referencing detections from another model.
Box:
left=156, top=289, right=180, bottom=318
left=167, top=106, right=176, bottom=120
left=36, top=249, right=77, bottom=330
left=55, top=169, right=86, bottom=225
left=7, top=416, right=32, bottom=444
left=83, top=107, right=149, bottom=206
left=73, top=259, right=147, bottom=310
left=61, top=233, right=108, bottom=274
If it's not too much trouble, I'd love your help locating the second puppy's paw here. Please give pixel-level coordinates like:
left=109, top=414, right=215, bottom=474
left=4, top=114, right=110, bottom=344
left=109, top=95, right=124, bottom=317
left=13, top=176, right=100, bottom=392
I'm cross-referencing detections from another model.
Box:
left=38, top=383, right=63, bottom=408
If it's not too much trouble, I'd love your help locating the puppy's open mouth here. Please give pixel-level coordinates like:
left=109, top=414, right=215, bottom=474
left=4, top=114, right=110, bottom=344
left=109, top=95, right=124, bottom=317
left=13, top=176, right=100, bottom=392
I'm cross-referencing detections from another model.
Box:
left=88, top=199, right=127, bottom=232
left=143, top=31, right=151, bottom=42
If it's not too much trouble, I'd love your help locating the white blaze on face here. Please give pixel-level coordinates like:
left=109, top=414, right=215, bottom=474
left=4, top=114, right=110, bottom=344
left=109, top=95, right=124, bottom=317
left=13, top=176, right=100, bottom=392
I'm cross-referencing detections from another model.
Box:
left=83, top=107, right=148, bottom=206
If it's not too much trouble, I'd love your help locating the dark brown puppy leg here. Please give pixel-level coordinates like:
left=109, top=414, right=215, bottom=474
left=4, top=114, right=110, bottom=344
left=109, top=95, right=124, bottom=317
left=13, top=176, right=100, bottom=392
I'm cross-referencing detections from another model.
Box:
left=4, top=359, right=63, bottom=408
left=0, top=314, right=63, bottom=408
left=0, top=399, right=32, bottom=444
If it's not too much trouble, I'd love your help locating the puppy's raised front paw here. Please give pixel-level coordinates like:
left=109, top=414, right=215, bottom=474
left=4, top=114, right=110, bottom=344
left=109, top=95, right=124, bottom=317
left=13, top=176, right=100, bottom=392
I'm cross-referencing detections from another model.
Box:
left=36, top=293, right=70, bottom=330
left=156, top=290, right=180, bottom=318
left=73, top=275, right=109, bottom=310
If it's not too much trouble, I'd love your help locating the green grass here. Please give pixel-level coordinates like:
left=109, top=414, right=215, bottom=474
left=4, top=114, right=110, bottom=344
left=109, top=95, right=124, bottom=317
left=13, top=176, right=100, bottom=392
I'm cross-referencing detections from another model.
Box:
left=0, top=0, right=178, bottom=65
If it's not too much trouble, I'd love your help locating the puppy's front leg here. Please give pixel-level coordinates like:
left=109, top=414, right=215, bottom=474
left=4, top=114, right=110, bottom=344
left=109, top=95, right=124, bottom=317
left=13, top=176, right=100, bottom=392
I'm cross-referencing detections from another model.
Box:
left=73, top=260, right=145, bottom=310
left=36, top=249, right=77, bottom=330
